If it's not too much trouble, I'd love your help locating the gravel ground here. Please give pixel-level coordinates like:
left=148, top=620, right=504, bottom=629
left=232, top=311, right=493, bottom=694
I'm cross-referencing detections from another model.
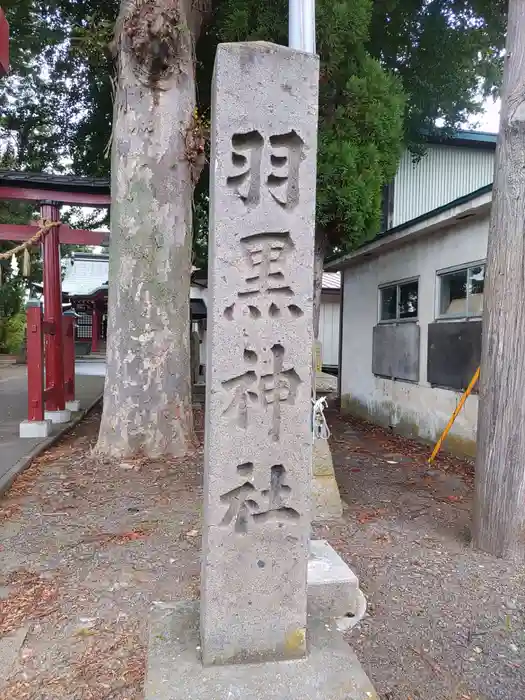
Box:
left=0, top=406, right=524, bottom=700
left=321, top=409, right=525, bottom=700
left=0, top=407, right=204, bottom=699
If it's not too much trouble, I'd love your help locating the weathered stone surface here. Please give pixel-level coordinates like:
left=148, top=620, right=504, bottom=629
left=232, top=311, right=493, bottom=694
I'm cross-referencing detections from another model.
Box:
left=308, top=540, right=366, bottom=625
left=145, top=602, right=378, bottom=700
left=202, top=42, right=319, bottom=666
left=312, top=439, right=343, bottom=520
left=313, top=439, right=335, bottom=477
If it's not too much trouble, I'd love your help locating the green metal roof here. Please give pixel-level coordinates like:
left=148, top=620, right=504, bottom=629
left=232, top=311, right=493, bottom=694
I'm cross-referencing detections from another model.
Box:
left=425, top=129, right=497, bottom=149
left=326, top=183, right=493, bottom=270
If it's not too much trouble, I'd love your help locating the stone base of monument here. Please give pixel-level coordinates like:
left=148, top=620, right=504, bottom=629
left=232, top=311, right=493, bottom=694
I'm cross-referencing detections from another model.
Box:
left=145, top=601, right=378, bottom=700
left=308, top=539, right=367, bottom=629
left=312, top=439, right=343, bottom=521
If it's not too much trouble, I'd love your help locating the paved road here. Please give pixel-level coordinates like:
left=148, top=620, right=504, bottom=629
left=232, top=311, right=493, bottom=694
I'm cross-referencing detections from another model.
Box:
left=0, top=361, right=105, bottom=488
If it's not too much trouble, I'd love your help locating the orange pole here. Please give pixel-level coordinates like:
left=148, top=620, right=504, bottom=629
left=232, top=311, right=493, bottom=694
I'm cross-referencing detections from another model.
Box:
left=428, top=366, right=480, bottom=464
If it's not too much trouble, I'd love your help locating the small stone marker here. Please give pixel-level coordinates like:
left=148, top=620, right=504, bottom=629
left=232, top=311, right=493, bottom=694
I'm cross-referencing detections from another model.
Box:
left=201, top=40, right=318, bottom=666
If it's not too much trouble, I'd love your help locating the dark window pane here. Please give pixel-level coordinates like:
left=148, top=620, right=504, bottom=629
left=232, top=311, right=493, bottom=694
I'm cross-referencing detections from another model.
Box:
left=399, top=281, right=418, bottom=318
left=468, top=265, right=484, bottom=315
left=380, top=286, right=397, bottom=320
left=440, top=269, right=467, bottom=315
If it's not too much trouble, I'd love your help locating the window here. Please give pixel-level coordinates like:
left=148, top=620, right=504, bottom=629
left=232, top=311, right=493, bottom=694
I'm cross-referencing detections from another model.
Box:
left=439, top=263, right=485, bottom=317
left=379, top=279, right=419, bottom=321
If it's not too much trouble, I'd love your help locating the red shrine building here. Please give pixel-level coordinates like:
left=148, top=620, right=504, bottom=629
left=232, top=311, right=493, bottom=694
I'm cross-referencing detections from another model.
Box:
left=62, top=252, right=109, bottom=355
left=61, top=252, right=208, bottom=357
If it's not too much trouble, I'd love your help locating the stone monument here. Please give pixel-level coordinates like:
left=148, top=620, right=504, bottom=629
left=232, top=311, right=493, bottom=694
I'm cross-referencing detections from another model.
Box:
left=145, top=41, right=376, bottom=699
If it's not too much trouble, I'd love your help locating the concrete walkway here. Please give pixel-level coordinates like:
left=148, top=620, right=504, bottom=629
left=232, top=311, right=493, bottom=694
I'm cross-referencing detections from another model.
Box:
left=0, top=361, right=105, bottom=491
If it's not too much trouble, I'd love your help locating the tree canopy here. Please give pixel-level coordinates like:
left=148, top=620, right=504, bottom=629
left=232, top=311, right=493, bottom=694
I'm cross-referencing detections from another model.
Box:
left=0, top=0, right=507, bottom=259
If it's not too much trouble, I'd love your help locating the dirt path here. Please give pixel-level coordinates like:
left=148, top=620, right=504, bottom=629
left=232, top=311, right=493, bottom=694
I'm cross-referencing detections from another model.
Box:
left=0, top=407, right=524, bottom=700
left=0, top=408, right=203, bottom=699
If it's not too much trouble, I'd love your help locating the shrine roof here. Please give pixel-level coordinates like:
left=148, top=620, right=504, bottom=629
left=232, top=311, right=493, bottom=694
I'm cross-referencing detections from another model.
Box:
left=0, top=170, right=110, bottom=205
left=0, top=170, right=109, bottom=193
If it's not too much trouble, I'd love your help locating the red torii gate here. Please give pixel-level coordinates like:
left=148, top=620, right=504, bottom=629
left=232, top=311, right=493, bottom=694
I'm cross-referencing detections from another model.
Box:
left=0, top=171, right=110, bottom=423
left=0, top=17, right=111, bottom=428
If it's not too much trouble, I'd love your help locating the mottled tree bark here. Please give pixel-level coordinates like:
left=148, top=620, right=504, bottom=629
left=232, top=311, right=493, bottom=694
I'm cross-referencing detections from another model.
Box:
left=97, top=0, right=207, bottom=458
left=473, top=0, right=525, bottom=560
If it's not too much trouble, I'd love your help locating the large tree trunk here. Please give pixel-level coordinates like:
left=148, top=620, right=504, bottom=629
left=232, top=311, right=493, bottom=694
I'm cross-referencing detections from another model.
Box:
left=96, top=0, right=207, bottom=458
left=473, top=0, right=525, bottom=560
left=313, top=227, right=327, bottom=342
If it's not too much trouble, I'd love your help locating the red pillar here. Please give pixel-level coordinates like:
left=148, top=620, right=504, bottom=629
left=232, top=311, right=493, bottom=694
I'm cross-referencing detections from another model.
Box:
left=63, top=311, right=76, bottom=404
left=26, top=302, right=45, bottom=422
left=91, top=306, right=100, bottom=353
left=0, top=8, right=9, bottom=77
left=41, top=201, right=65, bottom=412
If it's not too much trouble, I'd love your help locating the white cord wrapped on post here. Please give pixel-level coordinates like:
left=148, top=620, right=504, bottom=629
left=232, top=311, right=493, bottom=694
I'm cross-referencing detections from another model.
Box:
left=312, top=395, right=330, bottom=441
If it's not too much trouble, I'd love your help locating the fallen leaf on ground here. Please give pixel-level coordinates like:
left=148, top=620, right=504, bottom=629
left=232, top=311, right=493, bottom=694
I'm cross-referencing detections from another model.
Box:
left=0, top=572, right=58, bottom=635
left=374, top=534, right=392, bottom=544
left=0, top=505, right=21, bottom=523
left=81, top=529, right=150, bottom=546
left=356, top=508, right=388, bottom=524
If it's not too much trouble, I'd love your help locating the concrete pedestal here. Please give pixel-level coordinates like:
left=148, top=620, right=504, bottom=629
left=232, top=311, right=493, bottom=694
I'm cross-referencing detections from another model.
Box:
left=312, top=440, right=343, bottom=521
left=145, top=601, right=377, bottom=700
left=44, top=409, right=71, bottom=424
left=19, top=420, right=52, bottom=438
left=65, top=400, right=81, bottom=412
left=308, top=540, right=367, bottom=628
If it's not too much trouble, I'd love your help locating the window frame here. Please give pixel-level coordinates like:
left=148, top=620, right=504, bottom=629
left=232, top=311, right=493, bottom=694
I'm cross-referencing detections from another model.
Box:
left=436, top=260, right=486, bottom=320
left=378, top=276, right=420, bottom=323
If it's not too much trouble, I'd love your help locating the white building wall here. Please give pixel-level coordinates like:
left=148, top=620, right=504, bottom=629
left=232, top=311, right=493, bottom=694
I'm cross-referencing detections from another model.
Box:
left=340, top=211, right=489, bottom=452
left=393, top=146, right=494, bottom=227
left=319, top=295, right=340, bottom=367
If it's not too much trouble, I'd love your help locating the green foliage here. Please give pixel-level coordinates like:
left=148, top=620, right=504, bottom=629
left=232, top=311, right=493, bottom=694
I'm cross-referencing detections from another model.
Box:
left=0, top=147, right=42, bottom=309
left=1, top=0, right=507, bottom=261
left=315, top=1, right=405, bottom=249
left=367, top=0, right=507, bottom=143
left=193, top=194, right=209, bottom=270
left=1, top=0, right=118, bottom=175
left=0, top=311, right=26, bottom=354
left=0, top=200, right=40, bottom=315
left=213, top=0, right=406, bottom=252
left=0, top=268, right=25, bottom=354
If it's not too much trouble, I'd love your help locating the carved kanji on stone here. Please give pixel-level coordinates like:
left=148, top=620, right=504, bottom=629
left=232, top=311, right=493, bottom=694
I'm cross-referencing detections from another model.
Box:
left=221, top=370, right=258, bottom=429
left=226, top=130, right=304, bottom=209
left=202, top=43, right=319, bottom=666
left=219, top=463, right=299, bottom=533
left=260, top=344, right=301, bottom=441
left=221, top=345, right=301, bottom=440
left=238, top=232, right=294, bottom=299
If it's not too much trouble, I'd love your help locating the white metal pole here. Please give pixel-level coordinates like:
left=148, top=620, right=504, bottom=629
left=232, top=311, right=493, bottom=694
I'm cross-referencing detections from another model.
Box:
left=289, top=0, right=315, bottom=54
